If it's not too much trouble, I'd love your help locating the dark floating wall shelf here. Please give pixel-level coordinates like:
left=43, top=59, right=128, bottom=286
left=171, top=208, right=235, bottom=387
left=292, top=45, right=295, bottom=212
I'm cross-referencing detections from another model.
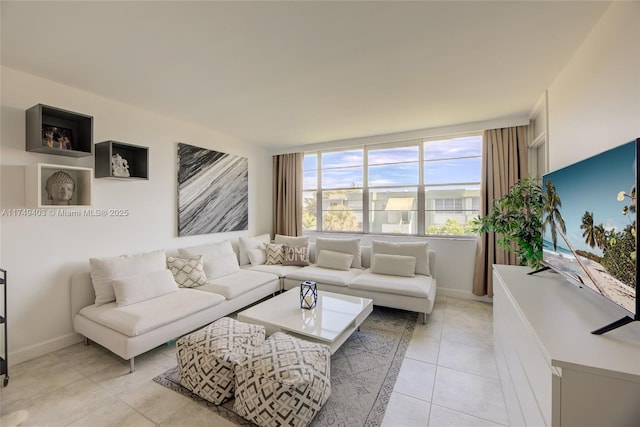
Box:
left=95, top=140, right=149, bottom=180
left=26, top=104, right=93, bottom=158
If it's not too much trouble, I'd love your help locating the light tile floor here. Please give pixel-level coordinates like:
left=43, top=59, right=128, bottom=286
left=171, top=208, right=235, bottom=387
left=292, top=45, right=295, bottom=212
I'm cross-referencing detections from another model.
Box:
left=381, top=296, right=508, bottom=427
left=0, top=296, right=508, bottom=426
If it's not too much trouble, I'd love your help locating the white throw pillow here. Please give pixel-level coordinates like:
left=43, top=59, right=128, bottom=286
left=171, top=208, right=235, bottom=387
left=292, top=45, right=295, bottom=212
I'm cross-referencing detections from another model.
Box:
left=248, top=248, right=267, bottom=265
left=167, top=255, right=208, bottom=288
left=370, top=253, right=416, bottom=277
left=178, top=240, right=240, bottom=279
left=89, top=249, right=167, bottom=306
left=315, top=237, right=361, bottom=268
left=112, top=269, right=178, bottom=307
left=316, top=250, right=354, bottom=271
left=371, top=241, right=429, bottom=275
left=238, top=234, right=271, bottom=265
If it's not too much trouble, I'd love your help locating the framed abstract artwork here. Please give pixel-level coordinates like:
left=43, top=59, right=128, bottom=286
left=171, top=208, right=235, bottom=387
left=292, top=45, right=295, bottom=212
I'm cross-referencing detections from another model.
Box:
left=177, top=143, right=248, bottom=236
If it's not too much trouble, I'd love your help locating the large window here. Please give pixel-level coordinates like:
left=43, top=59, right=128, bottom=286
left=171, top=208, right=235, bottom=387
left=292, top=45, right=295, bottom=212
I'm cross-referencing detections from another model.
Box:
left=303, top=134, right=481, bottom=236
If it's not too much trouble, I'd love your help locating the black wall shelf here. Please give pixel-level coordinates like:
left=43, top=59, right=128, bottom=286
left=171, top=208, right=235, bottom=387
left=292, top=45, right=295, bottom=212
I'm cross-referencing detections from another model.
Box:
left=26, top=104, right=93, bottom=158
left=95, top=140, right=149, bottom=180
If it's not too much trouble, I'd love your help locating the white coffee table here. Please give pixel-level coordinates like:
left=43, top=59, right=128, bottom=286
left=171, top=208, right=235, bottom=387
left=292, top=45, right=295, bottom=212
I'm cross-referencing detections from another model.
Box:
left=237, top=288, right=373, bottom=354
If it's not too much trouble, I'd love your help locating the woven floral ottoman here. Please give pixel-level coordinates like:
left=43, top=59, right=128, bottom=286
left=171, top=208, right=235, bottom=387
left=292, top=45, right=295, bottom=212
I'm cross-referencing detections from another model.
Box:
left=234, top=332, right=331, bottom=427
left=176, top=317, right=266, bottom=405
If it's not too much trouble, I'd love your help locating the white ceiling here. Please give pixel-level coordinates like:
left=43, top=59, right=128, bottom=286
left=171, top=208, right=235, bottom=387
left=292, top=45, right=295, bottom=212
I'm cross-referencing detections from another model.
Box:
left=1, top=1, right=610, bottom=151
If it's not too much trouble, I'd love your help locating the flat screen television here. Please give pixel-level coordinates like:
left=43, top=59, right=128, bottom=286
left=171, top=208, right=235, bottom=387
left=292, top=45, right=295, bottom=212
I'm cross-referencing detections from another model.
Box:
left=541, top=138, right=639, bottom=334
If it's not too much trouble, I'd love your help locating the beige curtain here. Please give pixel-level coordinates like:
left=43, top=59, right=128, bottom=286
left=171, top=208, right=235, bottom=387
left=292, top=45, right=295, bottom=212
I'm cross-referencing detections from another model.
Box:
left=473, top=126, right=528, bottom=297
left=273, top=153, right=303, bottom=236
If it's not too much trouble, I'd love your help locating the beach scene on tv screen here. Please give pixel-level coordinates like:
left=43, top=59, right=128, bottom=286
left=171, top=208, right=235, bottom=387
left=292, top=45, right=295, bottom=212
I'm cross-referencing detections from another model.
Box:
left=542, top=140, right=636, bottom=315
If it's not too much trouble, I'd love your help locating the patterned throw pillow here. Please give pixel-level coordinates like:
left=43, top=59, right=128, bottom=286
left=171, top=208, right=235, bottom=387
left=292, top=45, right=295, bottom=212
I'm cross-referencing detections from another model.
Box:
left=283, top=244, right=310, bottom=266
left=265, top=243, right=285, bottom=265
left=167, top=255, right=208, bottom=288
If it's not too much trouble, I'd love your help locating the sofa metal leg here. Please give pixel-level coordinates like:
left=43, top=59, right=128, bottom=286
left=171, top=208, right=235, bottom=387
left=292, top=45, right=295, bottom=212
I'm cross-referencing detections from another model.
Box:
left=84, top=337, right=89, bottom=346
left=129, top=358, right=135, bottom=373
left=423, top=313, right=427, bottom=325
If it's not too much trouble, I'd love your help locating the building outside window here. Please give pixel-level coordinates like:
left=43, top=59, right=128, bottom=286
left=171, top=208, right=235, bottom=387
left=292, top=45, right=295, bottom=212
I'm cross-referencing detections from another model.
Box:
left=303, top=134, right=481, bottom=237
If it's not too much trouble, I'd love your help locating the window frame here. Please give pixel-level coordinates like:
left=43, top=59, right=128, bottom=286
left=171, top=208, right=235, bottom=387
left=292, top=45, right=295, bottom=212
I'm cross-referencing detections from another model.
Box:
left=302, top=133, right=482, bottom=237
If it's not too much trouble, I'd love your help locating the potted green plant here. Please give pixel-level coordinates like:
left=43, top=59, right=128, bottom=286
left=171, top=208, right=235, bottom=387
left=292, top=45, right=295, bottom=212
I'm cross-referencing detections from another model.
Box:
left=472, top=176, right=544, bottom=269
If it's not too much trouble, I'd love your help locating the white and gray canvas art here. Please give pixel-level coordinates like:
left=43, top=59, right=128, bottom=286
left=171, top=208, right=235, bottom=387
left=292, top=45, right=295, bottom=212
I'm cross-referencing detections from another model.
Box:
left=177, top=143, right=248, bottom=236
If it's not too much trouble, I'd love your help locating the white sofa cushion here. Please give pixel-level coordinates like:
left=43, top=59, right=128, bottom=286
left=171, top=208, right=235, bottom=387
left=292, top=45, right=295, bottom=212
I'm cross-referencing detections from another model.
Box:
left=167, top=255, right=208, bottom=288
left=198, top=270, right=279, bottom=299
left=89, top=249, right=167, bottom=306
left=179, top=240, right=240, bottom=279
left=248, top=248, right=267, bottom=265
left=285, top=265, right=361, bottom=288
left=316, top=250, right=354, bottom=271
left=244, top=264, right=303, bottom=278
left=274, top=234, right=309, bottom=247
left=112, top=269, right=178, bottom=307
left=78, top=288, right=225, bottom=337
left=371, top=241, right=429, bottom=276
left=238, top=234, right=271, bottom=265
left=370, top=253, right=416, bottom=277
left=315, top=237, right=361, bottom=269
left=349, top=270, right=434, bottom=298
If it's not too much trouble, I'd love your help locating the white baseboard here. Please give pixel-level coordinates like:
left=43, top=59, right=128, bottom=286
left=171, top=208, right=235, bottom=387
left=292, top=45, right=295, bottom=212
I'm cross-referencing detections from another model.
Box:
left=438, top=287, right=493, bottom=304
left=9, top=332, right=83, bottom=366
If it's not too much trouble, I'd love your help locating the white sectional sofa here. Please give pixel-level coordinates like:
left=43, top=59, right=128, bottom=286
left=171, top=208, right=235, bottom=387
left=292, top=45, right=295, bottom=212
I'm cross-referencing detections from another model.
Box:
left=71, top=241, right=279, bottom=372
left=71, top=235, right=437, bottom=373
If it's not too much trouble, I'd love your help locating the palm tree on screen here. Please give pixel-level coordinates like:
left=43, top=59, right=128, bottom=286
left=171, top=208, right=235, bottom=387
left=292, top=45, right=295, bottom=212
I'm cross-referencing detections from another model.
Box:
left=581, top=211, right=596, bottom=248
left=594, top=224, right=608, bottom=250
left=542, top=178, right=566, bottom=250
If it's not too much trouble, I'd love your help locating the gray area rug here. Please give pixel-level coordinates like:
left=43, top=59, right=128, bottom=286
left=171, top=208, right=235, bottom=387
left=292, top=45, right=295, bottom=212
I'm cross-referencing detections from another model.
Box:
left=153, top=306, right=417, bottom=426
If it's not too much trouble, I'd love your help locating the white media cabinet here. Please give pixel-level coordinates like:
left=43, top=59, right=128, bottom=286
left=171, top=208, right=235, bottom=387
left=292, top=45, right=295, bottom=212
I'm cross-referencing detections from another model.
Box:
left=493, top=265, right=640, bottom=427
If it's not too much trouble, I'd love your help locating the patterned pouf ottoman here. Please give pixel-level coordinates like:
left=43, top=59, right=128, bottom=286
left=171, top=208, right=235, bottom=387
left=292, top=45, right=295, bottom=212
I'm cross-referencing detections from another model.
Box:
left=176, top=317, right=266, bottom=405
left=234, top=332, right=331, bottom=427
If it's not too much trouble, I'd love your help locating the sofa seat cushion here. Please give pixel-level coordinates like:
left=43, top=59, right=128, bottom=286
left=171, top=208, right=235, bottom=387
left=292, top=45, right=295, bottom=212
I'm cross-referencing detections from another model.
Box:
left=198, top=270, right=279, bottom=299
left=78, top=288, right=224, bottom=337
left=348, top=270, right=434, bottom=298
left=285, top=265, right=362, bottom=288
left=243, top=264, right=302, bottom=278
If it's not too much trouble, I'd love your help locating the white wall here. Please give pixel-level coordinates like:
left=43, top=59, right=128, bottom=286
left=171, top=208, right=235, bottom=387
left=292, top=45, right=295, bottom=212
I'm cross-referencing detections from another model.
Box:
left=0, top=67, right=273, bottom=364
left=548, top=2, right=640, bottom=169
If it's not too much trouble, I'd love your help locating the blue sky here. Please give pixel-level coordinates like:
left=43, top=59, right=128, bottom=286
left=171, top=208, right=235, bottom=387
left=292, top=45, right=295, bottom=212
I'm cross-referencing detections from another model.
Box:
left=303, top=135, right=481, bottom=189
left=543, top=140, right=637, bottom=255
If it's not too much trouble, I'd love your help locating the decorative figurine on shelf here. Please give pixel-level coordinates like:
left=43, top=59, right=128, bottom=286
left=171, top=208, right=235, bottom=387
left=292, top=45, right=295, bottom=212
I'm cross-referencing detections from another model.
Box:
left=45, top=171, right=75, bottom=205
left=111, top=154, right=130, bottom=177
left=300, top=280, right=317, bottom=309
